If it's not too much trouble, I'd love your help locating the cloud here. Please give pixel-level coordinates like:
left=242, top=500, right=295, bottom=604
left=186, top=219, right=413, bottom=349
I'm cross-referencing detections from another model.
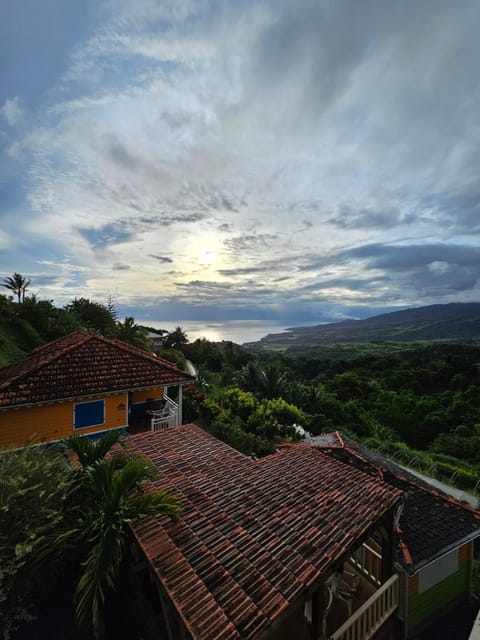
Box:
left=149, top=255, right=173, bottom=263
left=224, top=233, right=280, bottom=255
left=79, top=223, right=136, bottom=249
left=0, top=97, right=25, bottom=126
left=218, top=266, right=266, bottom=277
left=2, top=0, right=480, bottom=327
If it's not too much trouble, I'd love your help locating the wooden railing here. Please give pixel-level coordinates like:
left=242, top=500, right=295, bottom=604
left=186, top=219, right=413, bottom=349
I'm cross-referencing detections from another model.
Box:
left=150, top=395, right=179, bottom=431
left=330, top=573, right=399, bottom=640
left=164, top=395, right=178, bottom=422
left=350, top=542, right=382, bottom=586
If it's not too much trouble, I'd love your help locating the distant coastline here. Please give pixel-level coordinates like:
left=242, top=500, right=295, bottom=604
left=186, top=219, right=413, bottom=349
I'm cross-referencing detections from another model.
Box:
left=137, top=319, right=300, bottom=345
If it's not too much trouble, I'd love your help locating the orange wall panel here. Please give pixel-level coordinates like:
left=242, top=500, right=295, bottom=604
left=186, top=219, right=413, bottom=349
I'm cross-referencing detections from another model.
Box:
left=459, top=542, right=471, bottom=564
left=409, top=574, right=419, bottom=594
left=131, top=387, right=164, bottom=404
left=0, top=393, right=128, bottom=448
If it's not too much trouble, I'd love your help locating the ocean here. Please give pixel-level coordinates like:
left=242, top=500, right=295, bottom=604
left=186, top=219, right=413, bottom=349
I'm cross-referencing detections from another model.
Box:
left=138, top=319, right=296, bottom=345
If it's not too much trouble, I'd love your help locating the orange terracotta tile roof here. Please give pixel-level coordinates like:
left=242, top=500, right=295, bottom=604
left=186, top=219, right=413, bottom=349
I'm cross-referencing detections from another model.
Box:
left=310, top=433, right=480, bottom=572
left=127, top=425, right=402, bottom=640
left=0, top=330, right=194, bottom=408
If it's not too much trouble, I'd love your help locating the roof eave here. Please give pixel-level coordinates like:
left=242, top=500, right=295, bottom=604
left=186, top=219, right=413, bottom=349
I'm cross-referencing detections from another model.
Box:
left=399, top=527, right=480, bottom=575
left=0, top=379, right=193, bottom=411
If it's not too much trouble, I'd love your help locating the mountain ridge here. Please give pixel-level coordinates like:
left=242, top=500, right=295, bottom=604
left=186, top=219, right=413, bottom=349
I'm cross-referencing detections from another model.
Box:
left=245, top=302, right=480, bottom=349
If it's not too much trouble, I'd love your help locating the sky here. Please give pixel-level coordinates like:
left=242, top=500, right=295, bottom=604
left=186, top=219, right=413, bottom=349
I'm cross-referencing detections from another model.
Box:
left=1, top=0, right=480, bottom=333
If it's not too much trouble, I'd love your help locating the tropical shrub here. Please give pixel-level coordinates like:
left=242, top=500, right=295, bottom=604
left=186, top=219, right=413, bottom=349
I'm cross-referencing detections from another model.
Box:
left=0, top=445, right=70, bottom=639
left=222, top=388, right=258, bottom=421
left=207, top=419, right=274, bottom=457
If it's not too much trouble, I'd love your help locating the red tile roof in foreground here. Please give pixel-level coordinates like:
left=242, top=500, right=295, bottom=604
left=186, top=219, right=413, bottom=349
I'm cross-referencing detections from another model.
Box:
left=309, top=432, right=480, bottom=572
left=127, top=425, right=402, bottom=640
left=0, top=330, right=194, bottom=408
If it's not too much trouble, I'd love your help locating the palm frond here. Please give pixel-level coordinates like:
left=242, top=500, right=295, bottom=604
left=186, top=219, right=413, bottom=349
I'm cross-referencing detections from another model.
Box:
left=94, top=430, right=125, bottom=460
left=61, top=447, right=182, bottom=636
left=127, top=488, right=182, bottom=522
left=111, top=458, right=156, bottom=503
left=74, top=522, right=125, bottom=638
left=63, top=431, right=125, bottom=469
left=62, top=434, right=97, bottom=468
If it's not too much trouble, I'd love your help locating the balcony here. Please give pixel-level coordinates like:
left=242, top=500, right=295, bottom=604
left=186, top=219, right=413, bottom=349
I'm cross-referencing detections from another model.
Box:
left=149, top=395, right=179, bottom=431
left=328, top=573, right=399, bottom=640
left=128, top=394, right=181, bottom=434
left=321, top=537, right=399, bottom=640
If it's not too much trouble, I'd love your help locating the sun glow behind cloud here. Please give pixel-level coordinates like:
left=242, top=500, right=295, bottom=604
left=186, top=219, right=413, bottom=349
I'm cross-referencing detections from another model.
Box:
left=1, top=0, right=480, bottom=328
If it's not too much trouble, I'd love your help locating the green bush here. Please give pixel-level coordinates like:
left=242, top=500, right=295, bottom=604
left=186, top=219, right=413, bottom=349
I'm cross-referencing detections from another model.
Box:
left=0, top=444, right=70, bottom=638
left=207, top=420, right=274, bottom=457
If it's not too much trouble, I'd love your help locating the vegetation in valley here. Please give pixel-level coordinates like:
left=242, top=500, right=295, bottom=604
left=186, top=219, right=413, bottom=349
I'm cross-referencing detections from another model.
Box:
left=1, top=273, right=480, bottom=493
left=2, top=272, right=480, bottom=637
left=179, top=338, right=480, bottom=495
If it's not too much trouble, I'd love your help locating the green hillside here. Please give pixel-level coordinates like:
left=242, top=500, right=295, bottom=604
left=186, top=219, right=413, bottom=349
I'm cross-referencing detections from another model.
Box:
left=247, top=303, right=480, bottom=351
left=0, top=315, right=43, bottom=367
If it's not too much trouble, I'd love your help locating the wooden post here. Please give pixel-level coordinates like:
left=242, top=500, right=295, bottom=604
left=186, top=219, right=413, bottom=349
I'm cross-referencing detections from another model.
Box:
left=178, top=385, right=183, bottom=426
left=380, top=513, right=396, bottom=583
left=311, top=588, right=319, bottom=640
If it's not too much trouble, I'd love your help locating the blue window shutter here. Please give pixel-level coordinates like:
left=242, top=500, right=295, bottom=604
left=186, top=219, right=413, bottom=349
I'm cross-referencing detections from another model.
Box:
left=74, top=400, right=105, bottom=429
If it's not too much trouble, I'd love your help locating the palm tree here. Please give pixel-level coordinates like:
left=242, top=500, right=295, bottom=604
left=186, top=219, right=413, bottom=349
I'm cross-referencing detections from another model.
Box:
left=236, top=360, right=263, bottom=393
left=62, top=430, right=126, bottom=468
left=163, top=326, right=188, bottom=350
left=115, top=316, right=150, bottom=349
left=2, top=272, right=30, bottom=303
left=61, top=434, right=182, bottom=638
left=258, top=362, right=288, bottom=399
left=236, top=361, right=289, bottom=399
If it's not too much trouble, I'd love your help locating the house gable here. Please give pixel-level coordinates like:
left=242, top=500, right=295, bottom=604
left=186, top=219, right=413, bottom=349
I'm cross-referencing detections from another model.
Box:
left=309, top=433, right=480, bottom=573
left=0, top=330, right=194, bottom=409
left=0, top=330, right=194, bottom=447
left=126, top=425, right=402, bottom=640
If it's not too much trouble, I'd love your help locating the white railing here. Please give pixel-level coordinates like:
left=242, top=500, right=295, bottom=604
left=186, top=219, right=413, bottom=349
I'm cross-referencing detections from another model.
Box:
left=330, top=573, right=399, bottom=640
left=350, top=542, right=382, bottom=586
left=164, top=394, right=178, bottom=420
left=150, top=395, right=179, bottom=431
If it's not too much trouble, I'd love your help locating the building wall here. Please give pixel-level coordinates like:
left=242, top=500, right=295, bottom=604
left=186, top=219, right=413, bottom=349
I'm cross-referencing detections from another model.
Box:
left=406, top=542, right=472, bottom=636
left=130, top=387, right=164, bottom=404
left=0, top=392, right=128, bottom=448
left=129, top=387, right=165, bottom=420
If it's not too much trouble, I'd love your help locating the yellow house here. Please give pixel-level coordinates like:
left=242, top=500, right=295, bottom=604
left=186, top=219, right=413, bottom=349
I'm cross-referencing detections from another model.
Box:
left=0, top=330, right=194, bottom=448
